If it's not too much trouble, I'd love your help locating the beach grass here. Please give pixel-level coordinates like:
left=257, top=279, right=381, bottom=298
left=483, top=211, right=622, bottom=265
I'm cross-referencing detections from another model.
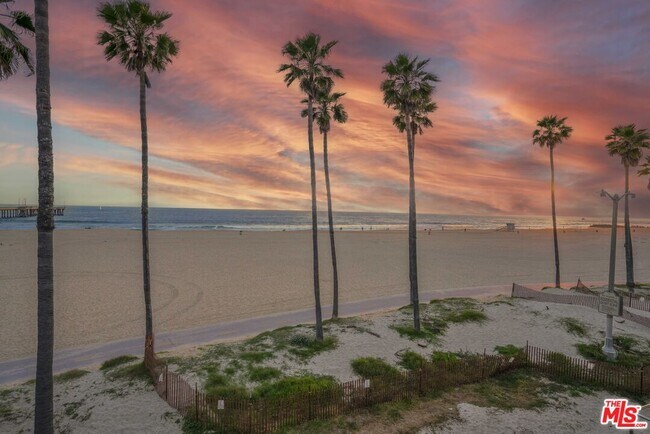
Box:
left=100, top=355, right=139, bottom=371
left=494, top=344, right=524, bottom=357
left=558, top=317, right=589, bottom=337
left=351, top=357, right=399, bottom=378
left=54, top=369, right=90, bottom=383
left=398, top=350, right=427, bottom=371
left=248, top=366, right=282, bottom=382
left=254, top=375, right=338, bottom=399
left=106, top=362, right=151, bottom=384
left=576, top=336, right=650, bottom=368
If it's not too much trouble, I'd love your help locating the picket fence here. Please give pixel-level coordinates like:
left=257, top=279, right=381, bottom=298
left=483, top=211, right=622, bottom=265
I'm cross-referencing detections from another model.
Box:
left=144, top=341, right=648, bottom=433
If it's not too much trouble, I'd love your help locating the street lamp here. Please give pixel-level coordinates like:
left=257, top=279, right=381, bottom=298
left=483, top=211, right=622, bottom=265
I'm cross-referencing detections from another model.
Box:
left=599, top=189, right=634, bottom=360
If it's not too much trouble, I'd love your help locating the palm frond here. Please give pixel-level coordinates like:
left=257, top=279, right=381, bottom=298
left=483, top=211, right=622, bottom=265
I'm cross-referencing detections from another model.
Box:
left=532, top=115, right=573, bottom=149
left=278, top=32, right=343, bottom=100
left=97, top=0, right=179, bottom=82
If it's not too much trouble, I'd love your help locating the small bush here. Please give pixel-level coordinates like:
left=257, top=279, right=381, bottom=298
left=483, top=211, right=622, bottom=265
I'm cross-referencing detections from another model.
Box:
left=576, top=341, right=650, bottom=368
left=288, top=336, right=338, bottom=360
left=254, top=375, right=337, bottom=398
left=248, top=366, right=281, bottom=382
left=447, top=309, right=487, bottom=324
left=494, top=345, right=524, bottom=358
left=100, top=355, right=138, bottom=371
left=205, top=372, right=247, bottom=398
left=614, top=336, right=637, bottom=352
left=351, top=357, right=399, bottom=378
left=289, top=334, right=312, bottom=347
left=558, top=317, right=588, bottom=337
left=431, top=351, right=459, bottom=364
left=54, top=369, right=90, bottom=382
left=181, top=416, right=205, bottom=434
left=239, top=351, right=274, bottom=363
left=107, top=362, right=151, bottom=383
left=398, top=351, right=426, bottom=371
left=391, top=323, right=441, bottom=343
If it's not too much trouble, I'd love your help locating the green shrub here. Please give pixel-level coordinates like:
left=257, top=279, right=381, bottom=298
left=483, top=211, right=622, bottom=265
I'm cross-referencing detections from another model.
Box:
left=248, top=366, right=281, bottom=382
left=431, top=351, right=459, bottom=364
left=576, top=341, right=650, bottom=368
left=205, top=372, right=247, bottom=398
left=447, top=309, right=487, bottom=324
left=288, top=336, right=338, bottom=360
left=351, top=357, right=399, bottom=378
left=239, top=351, right=274, bottom=363
left=254, top=375, right=337, bottom=398
left=289, top=334, right=312, bottom=347
left=558, top=317, right=588, bottom=337
left=100, top=355, right=138, bottom=370
left=614, top=336, right=637, bottom=352
left=391, top=322, right=442, bottom=343
left=494, top=344, right=524, bottom=357
left=107, top=362, right=151, bottom=383
left=398, top=351, right=426, bottom=371
left=54, top=369, right=89, bottom=382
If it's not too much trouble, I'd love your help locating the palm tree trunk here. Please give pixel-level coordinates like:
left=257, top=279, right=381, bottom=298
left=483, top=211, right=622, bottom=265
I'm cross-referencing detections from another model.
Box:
left=307, top=96, right=324, bottom=340
left=409, top=130, right=416, bottom=306
left=549, top=147, right=560, bottom=288
left=623, top=163, right=634, bottom=293
left=323, top=130, right=339, bottom=320
left=140, top=73, right=154, bottom=356
left=406, top=117, right=420, bottom=331
left=34, top=0, right=54, bottom=431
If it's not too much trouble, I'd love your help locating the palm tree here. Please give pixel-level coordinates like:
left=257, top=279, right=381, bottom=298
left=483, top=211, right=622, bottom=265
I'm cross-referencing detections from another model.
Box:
left=0, top=0, right=34, bottom=79
left=606, top=124, right=650, bottom=294
left=33, top=0, right=54, bottom=431
left=532, top=116, right=573, bottom=288
left=301, top=86, right=348, bottom=319
left=279, top=33, right=342, bottom=340
left=639, top=156, right=650, bottom=189
left=381, top=54, right=439, bottom=331
left=393, top=98, right=436, bottom=307
left=97, top=0, right=179, bottom=357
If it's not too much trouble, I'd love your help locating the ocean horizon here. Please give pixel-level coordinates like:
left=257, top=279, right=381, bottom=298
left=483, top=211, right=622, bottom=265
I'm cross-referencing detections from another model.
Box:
left=1, top=206, right=649, bottom=231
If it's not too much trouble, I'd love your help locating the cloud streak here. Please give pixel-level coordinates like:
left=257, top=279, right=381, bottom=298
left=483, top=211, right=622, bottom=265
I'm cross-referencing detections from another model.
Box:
left=1, top=0, right=649, bottom=217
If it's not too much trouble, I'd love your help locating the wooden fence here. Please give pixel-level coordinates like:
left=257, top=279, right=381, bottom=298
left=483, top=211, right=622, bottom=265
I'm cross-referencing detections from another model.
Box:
left=525, top=345, right=649, bottom=396
left=511, top=283, right=650, bottom=328
left=144, top=343, right=648, bottom=433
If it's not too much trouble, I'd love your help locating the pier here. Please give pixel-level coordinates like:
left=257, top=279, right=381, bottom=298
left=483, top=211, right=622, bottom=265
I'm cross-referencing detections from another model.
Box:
left=0, top=206, right=65, bottom=219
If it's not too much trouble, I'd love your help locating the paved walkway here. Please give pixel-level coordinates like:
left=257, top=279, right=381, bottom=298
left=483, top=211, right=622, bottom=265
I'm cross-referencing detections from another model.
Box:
left=0, top=281, right=599, bottom=385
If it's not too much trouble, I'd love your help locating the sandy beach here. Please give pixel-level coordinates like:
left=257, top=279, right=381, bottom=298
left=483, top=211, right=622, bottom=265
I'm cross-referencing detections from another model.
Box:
left=1, top=228, right=649, bottom=362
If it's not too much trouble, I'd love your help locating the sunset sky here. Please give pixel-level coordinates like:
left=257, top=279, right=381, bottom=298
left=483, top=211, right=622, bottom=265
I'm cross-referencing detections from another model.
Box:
left=1, top=0, right=649, bottom=217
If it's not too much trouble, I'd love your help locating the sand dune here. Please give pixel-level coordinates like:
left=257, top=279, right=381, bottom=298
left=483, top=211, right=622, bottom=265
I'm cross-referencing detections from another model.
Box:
left=0, top=228, right=648, bottom=361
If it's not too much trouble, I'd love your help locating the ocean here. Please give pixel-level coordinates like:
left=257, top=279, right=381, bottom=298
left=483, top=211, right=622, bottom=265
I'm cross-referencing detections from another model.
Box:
left=1, top=206, right=649, bottom=231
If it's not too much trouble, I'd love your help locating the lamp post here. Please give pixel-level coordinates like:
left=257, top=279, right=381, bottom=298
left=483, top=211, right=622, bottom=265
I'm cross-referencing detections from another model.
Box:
left=599, top=189, right=634, bottom=360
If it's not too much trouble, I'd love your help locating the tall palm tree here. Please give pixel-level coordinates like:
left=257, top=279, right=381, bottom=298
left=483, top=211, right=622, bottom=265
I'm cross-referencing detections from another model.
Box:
left=0, top=0, right=34, bottom=79
left=606, top=124, right=650, bottom=294
left=278, top=33, right=342, bottom=340
left=393, top=98, right=436, bottom=306
left=381, top=54, right=439, bottom=331
left=97, top=0, right=179, bottom=357
left=301, top=87, right=348, bottom=319
left=33, top=0, right=54, bottom=431
left=532, top=115, right=573, bottom=288
left=639, top=156, right=650, bottom=189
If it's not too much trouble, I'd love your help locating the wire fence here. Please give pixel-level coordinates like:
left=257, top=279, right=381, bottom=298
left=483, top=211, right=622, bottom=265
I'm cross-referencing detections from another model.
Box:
left=511, top=283, right=650, bottom=328
left=144, top=340, right=648, bottom=433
